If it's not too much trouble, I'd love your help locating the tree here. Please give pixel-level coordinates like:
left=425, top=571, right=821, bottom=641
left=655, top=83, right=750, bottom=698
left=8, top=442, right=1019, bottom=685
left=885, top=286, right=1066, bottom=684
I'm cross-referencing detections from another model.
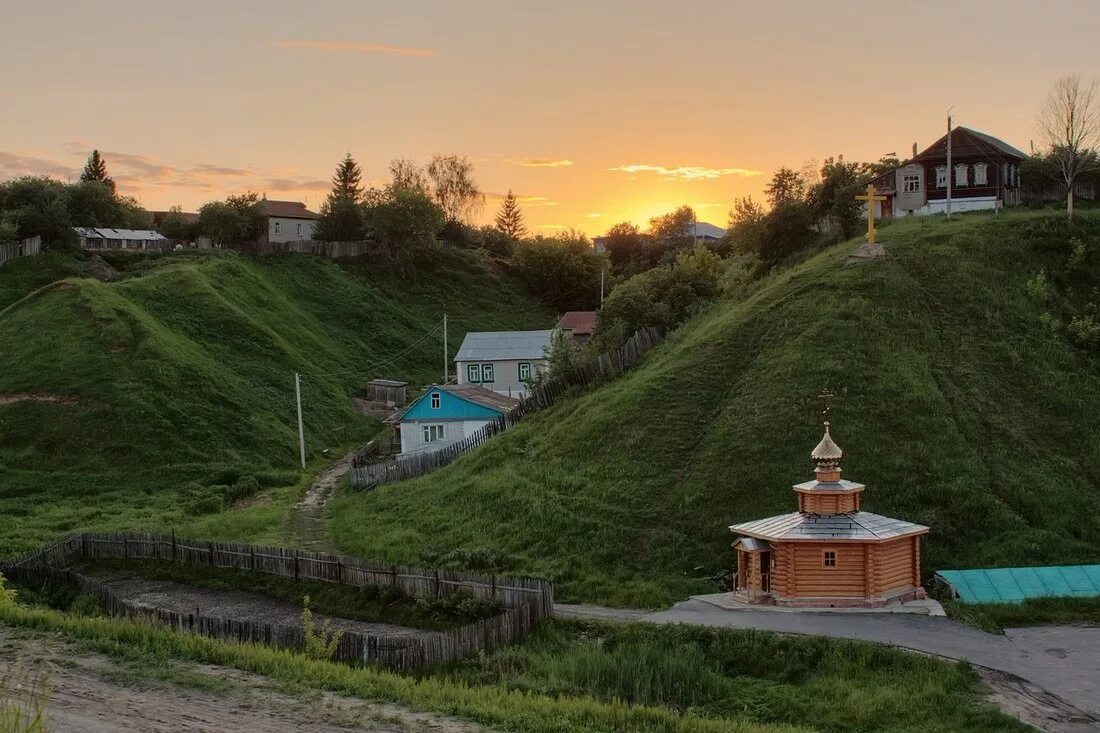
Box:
left=1037, top=74, right=1100, bottom=219
left=808, top=156, right=865, bottom=240
left=493, top=190, right=527, bottom=240
left=225, top=192, right=267, bottom=241
left=512, top=231, right=602, bottom=311
left=331, top=153, right=364, bottom=202
left=531, top=329, right=582, bottom=387
left=196, top=201, right=244, bottom=244
left=158, top=206, right=198, bottom=240
left=389, top=158, right=429, bottom=194
left=426, top=154, right=484, bottom=223
left=764, top=167, right=807, bottom=208
left=363, top=188, right=446, bottom=253
left=0, top=176, right=77, bottom=245
left=723, top=196, right=766, bottom=254
left=80, top=150, right=115, bottom=194
left=648, top=205, right=696, bottom=259
left=604, top=221, right=647, bottom=270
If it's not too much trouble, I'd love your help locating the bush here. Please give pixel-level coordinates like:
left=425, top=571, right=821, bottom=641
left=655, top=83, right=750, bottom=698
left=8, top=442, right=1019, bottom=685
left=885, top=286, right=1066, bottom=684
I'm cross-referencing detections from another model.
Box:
left=255, top=470, right=299, bottom=488
left=421, top=547, right=511, bottom=572
left=225, top=475, right=260, bottom=504
left=415, top=590, right=504, bottom=624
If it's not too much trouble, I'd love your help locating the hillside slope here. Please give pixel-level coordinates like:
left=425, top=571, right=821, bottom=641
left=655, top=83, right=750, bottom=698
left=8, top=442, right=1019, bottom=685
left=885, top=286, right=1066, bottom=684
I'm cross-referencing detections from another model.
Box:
left=0, top=248, right=552, bottom=554
left=330, top=213, right=1100, bottom=607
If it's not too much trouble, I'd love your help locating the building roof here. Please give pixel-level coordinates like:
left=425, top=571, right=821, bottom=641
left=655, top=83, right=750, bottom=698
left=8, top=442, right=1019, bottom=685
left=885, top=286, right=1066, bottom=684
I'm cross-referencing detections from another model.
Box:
left=912, top=126, right=1027, bottom=163
left=455, top=330, right=554, bottom=362
left=556, top=311, right=598, bottom=336
left=730, top=511, right=929, bottom=542
left=261, top=200, right=319, bottom=220
left=73, top=227, right=166, bottom=240
left=733, top=537, right=771, bottom=552
left=936, top=564, right=1100, bottom=604
left=367, top=379, right=408, bottom=387
left=440, top=384, right=521, bottom=412
left=692, top=222, right=726, bottom=239
left=792, top=478, right=865, bottom=493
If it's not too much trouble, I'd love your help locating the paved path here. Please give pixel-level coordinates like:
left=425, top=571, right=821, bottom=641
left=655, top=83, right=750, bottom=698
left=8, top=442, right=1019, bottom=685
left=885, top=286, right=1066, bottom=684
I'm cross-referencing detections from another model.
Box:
left=556, top=599, right=1100, bottom=728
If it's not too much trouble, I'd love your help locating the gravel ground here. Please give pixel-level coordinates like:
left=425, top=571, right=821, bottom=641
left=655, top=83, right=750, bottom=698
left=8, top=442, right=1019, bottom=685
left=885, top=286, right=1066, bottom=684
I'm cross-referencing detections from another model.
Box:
left=103, top=577, right=442, bottom=640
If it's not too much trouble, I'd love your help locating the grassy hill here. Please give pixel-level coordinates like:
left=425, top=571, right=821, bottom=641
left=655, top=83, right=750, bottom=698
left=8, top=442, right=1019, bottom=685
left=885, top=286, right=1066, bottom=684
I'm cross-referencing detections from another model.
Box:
left=0, top=247, right=552, bottom=555
left=330, top=212, right=1100, bottom=607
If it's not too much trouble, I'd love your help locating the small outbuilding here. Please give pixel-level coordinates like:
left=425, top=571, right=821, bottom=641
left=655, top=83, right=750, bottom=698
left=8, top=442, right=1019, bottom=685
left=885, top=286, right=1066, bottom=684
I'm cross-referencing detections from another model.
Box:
left=364, top=379, right=408, bottom=407
left=395, top=384, right=519, bottom=455
left=556, top=311, right=598, bottom=345
left=729, top=419, right=929, bottom=608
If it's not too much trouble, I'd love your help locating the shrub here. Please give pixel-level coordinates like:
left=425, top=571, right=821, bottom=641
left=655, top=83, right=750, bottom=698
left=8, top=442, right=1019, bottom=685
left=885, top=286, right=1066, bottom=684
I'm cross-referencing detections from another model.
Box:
left=1025, top=269, right=1051, bottom=303
left=225, top=475, right=260, bottom=504
left=301, top=595, right=342, bottom=661
left=1066, top=314, right=1100, bottom=347
left=0, top=573, right=16, bottom=607
left=255, top=470, right=299, bottom=488
left=415, top=590, right=503, bottom=624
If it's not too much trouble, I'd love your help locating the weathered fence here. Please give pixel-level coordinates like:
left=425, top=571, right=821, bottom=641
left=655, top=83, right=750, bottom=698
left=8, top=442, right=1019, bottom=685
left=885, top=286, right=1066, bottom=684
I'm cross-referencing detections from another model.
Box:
left=0, top=235, right=42, bottom=269
left=350, top=327, right=664, bottom=490
left=1, top=532, right=553, bottom=671
left=233, top=240, right=386, bottom=258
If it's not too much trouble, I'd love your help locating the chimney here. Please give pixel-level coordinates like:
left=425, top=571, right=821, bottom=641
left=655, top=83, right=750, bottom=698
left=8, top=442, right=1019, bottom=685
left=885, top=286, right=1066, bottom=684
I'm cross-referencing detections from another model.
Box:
left=912, top=142, right=918, bottom=158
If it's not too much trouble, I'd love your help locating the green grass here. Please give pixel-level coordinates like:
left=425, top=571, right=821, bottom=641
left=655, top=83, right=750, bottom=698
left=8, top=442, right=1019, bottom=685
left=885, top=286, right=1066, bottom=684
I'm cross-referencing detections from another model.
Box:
left=330, top=211, right=1100, bottom=607
left=0, top=247, right=552, bottom=556
left=71, top=558, right=503, bottom=630
left=0, top=601, right=1023, bottom=732
left=942, top=596, right=1100, bottom=633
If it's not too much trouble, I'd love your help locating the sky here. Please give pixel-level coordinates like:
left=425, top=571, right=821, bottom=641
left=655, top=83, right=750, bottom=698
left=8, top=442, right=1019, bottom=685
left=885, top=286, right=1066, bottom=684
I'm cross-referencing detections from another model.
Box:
left=2, top=0, right=1098, bottom=234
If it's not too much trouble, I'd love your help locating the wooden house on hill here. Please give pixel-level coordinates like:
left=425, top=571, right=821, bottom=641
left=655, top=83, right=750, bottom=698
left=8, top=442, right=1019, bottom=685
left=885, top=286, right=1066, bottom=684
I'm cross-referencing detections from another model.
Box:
left=556, top=311, right=598, bottom=345
left=729, top=420, right=929, bottom=608
left=868, top=126, right=1027, bottom=218
left=396, top=384, right=519, bottom=455
left=454, top=330, right=553, bottom=397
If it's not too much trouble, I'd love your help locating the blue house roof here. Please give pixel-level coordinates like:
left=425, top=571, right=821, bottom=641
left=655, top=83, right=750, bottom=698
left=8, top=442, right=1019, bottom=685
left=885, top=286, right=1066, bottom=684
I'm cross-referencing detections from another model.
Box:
left=400, top=385, right=519, bottom=423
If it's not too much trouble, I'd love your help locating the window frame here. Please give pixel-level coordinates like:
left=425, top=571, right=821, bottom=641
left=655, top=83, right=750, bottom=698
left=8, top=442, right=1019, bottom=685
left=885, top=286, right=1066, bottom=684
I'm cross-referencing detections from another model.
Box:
left=822, top=550, right=838, bottom=569
left=973, top=163, right=988, bottom=186
left=422, top=424, right=445, bottom=442
left=481, top=363, right=495, bottom=383
left=902, top=174, right=921, bottom=193
left=518, top=362, right=532, bottom=382
left=935, top=165, right=948, bottom=188
left=430, top=392, right=440, bottom=409
left=955, top=164, right=969, bottom=187
left=467, top=364, right=481, bottom=383
left=274, top=221, right=281, bottom=235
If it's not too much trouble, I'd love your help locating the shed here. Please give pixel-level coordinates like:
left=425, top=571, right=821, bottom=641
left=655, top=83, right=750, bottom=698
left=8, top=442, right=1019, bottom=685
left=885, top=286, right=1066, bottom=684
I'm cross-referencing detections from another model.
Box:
left=365, top=379, right=409, bottom=406
left=935, top=565, right=1100, bottom=604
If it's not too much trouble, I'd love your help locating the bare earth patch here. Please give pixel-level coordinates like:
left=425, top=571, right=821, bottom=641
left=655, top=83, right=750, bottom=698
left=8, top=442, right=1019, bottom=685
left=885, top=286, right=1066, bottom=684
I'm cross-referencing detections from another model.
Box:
left=100, top=577, right=442, bottom=641
left=0, top=625, right=491, bottom=733
left=0, top=392, right=77, bottom=406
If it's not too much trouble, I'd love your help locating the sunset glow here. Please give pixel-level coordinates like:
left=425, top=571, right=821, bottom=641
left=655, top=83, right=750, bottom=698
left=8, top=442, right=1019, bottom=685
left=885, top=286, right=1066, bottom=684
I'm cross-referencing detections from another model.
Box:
left=3, top=1, right=1098, bottom=232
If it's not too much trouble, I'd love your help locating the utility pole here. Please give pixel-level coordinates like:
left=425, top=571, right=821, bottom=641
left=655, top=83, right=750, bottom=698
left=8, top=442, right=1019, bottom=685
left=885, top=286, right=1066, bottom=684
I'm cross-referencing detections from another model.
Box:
left=294, top=373, right=306, bottom=469
left=599, top=267, right=605, bottom=307
left=945, top=109, right=953, bottom=217
left=442, top=312, right=449, bottom=383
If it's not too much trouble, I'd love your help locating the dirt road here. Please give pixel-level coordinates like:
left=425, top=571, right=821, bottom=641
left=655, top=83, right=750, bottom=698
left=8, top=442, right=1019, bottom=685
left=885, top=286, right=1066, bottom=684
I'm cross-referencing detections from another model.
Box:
left=0, top=626, right=490, bottom=733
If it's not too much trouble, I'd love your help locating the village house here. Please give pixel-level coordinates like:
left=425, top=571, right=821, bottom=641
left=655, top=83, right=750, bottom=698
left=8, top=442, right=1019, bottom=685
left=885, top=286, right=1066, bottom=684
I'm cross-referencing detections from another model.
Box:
left=728, top=415, right=929, bottom=608
left=261, top=199, right=318, bottom=243
left=73, top=227, right=169, bottom=250
left=867, top=126, right=1026, bottom=218
left=556, top=311, right=597, bottom=345
left=454, top=330, right=553, bottom=397
left=396, top=384, right=519, bottom=455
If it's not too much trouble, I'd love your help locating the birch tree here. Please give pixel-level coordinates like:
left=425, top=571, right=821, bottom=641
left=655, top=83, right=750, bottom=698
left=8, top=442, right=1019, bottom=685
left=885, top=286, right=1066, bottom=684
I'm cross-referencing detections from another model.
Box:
left=1037, top=74, right=1100, bottom=219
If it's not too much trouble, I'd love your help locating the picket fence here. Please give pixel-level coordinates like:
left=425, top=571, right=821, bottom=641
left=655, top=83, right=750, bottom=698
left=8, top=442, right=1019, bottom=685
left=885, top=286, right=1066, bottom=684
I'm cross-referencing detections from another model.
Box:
left=350, top=326, right=664, bottom=490
left=1, top=532, right=553, bottom=671
left=0, top=235, right=42, bottom=269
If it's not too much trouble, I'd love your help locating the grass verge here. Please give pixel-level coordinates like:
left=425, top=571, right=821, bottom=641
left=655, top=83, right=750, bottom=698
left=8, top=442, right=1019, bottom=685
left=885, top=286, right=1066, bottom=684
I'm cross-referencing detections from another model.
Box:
left=943, top=596, right=1100, bottom=633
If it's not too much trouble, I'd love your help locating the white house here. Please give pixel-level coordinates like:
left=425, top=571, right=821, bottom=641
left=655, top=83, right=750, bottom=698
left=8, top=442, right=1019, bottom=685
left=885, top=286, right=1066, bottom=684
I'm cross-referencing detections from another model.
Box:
left=454, top=330, right=553, bottom=397
left=261, top=199, right=319, bottom=243
left=396, top=384, right=519, bottom=455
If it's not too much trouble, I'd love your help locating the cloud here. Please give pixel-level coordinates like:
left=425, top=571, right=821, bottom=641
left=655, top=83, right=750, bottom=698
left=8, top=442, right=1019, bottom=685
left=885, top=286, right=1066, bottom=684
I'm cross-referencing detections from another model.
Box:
left=262, top=178, right=331, bottom=192
left=609, top=164, right=762, bottom=181
left=193, top=164, right=253, bottom=177
left=0, top=151, right=78, bottom=180
left=485, top=192, right=558, bottom=207
left=514, top=158, right=574, bottom=168
left=273, top=40, right=436, bottom=58
left=586, top=212, right=603, bottom=218
left=535, top=224, right=566, bottom=230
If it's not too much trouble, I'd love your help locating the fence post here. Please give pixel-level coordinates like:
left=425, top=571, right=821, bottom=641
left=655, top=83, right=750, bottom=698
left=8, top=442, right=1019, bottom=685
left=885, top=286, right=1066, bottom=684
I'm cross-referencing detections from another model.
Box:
left=434, top=569, right=441, bottom=597
left=294, top=552, right=299, bottom=581
left=250, top=548, right=255, bottom=572
left=491, top=574, right=497, bottom=598
left=337, top=560, right=343, bottom=584
left=123, top=537, right=128, bottom=560
left=81, top=533, right=87, bottom=559
left=209, top=544, right=215, bottom=567
left=171, top=529, right=176, bottom=563
left=391, top=564, right=397, bottom=587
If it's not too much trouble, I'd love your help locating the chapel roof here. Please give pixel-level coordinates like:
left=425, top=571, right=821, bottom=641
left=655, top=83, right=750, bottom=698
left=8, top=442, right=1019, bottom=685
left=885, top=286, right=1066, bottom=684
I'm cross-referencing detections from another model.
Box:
left=729, top=511, right=929, bottom=542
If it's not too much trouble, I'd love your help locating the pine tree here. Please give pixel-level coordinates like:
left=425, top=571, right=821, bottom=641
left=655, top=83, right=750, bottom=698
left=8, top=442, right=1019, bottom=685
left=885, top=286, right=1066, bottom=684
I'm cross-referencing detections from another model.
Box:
left=80, top=150, right=116, bottom=194
left=331, top=153, right=364, bottom=202
left=494, top=190, right=527, bottom=240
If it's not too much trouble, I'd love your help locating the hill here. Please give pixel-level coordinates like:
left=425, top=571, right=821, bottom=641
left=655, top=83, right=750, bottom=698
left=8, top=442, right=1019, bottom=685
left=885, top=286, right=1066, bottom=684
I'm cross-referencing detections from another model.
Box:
left=0, top=247, right=552, bottom=555
left=329, top=212, right=1100, bottom=607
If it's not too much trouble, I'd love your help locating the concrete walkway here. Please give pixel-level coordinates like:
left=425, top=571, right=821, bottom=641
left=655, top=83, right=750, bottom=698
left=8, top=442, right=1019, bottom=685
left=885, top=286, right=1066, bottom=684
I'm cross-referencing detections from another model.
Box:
left=555, top=599, right=1100, bottom=726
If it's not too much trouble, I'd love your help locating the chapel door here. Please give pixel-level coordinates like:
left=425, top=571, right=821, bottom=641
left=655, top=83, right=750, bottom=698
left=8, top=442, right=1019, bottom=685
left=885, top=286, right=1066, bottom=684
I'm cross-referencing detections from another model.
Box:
left=759, top=551, right=772, bottom=592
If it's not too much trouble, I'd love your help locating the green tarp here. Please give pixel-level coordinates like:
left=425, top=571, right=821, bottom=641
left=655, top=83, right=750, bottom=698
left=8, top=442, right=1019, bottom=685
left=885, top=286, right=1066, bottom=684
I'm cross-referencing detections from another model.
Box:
left=936, top=565, right=1100, bottom=604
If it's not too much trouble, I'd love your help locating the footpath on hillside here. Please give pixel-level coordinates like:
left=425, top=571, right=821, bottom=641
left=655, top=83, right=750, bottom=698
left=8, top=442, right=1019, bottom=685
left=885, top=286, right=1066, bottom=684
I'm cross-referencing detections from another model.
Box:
left=556, top=600, right=1100, bottom=732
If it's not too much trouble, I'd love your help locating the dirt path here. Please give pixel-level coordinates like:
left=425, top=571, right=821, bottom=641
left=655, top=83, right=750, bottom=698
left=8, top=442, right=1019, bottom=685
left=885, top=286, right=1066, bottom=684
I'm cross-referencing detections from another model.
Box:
left=100, top=577, right=441, bottom=640
left=289, top=447, right=360, bottom=552
left=0, top=626, right=491, bottom=733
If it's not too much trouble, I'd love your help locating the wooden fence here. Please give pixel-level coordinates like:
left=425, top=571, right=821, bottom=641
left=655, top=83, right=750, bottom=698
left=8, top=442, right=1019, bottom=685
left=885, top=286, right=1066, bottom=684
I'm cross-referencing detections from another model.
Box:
left=233, top=240, right=386, bottom=259
left=0, top=235, right=42, bottom=269
left=1, top=532, right=553, bottom=671
left=350, top=327, right=664, bottom=490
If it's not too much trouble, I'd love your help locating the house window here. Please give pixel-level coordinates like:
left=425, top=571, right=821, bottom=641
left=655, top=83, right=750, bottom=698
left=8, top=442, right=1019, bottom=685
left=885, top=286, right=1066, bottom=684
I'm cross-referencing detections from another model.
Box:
left=481, top=363, right=495, bottom=383
left=902, top=174, right=921, bottom=193
left=274, top=221, right=281, bottom=234
left=518, top=362, right=532, bottom=382
left=823, top=550, right=837, bottom=568
left=467, top=364, right=481, bottom=383
left=297, top=222, right=302, bottom=236
left=955, top=164, right=969, bottom=187
left=430, top=392, right=440, bottom=409
left=974, top=163, right=988, bottom=186
left=422, top=424, right=445, bottom=442
left=935, top=166, right=947, bottom=188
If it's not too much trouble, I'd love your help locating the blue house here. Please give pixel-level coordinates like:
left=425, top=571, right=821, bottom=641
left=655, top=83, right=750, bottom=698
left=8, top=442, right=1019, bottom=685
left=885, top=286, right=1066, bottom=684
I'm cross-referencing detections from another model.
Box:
left=397, top=385, right=520, bottom=455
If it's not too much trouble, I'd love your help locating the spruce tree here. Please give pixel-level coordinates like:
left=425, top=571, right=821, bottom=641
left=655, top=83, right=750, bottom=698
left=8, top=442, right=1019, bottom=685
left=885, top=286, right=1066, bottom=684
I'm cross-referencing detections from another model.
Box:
left=80, top=150, right=116, bottom=194
left=494, top=190, right=527, bottom=240
left=332, top=153, right=364, bottom=202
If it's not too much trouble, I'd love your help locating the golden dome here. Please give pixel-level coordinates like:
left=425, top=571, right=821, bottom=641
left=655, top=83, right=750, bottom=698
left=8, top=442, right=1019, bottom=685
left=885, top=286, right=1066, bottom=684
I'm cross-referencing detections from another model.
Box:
left=811, top=424, right=844, bottom=468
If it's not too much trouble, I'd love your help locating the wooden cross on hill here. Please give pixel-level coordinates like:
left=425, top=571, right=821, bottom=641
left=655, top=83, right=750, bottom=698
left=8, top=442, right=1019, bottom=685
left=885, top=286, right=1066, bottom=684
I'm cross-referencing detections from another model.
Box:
left=855, top=184, right=886, bottom=244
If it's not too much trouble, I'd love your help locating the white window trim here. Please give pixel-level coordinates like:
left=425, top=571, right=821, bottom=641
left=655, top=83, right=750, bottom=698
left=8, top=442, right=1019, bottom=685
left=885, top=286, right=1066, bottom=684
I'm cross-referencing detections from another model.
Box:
left=467, top=364, right=481, bottom=383
left=518, top=362, right=532, bottom=382
left=935, top=165, right=947, bottom=188
left=481, top=363, right=495, bottom=383
left=274, top=221, right=281, bottom=234
left=974, top=163, right=988, bottom=186
left=955, top=164, right=969, bottom=187
left=902, top=174, right=920, bottom=193
left=422, top=424, right=445, bottom=442
left=430, top=392, right=440, bottom=409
